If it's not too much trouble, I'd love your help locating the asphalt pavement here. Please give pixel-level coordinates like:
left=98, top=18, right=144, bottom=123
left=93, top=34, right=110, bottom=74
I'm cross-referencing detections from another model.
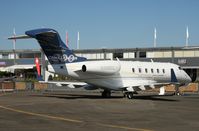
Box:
left=0, top=90, right=199, bottom=131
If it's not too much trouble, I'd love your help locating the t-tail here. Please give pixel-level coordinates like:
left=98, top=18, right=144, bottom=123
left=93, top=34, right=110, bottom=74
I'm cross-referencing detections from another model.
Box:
left=8, top=28, right=87, bottom=64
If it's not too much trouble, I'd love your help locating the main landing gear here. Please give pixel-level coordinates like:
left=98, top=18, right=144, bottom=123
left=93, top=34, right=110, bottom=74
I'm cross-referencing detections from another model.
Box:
left=101, top=90, right=111, bottom=98
left=125, top=92, right=134, bottom=99
left=123, top=92, right=137, bottom=99
left=101, top=90, right=136, bottom=99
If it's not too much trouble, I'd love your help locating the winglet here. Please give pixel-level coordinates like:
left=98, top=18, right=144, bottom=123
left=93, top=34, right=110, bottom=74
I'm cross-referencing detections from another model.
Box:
left=171, top=68, right=178, bottom=83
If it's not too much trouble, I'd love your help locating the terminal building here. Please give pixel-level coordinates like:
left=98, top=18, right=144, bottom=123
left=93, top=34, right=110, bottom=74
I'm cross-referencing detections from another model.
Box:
left=0, top=46, right=199, bottom=82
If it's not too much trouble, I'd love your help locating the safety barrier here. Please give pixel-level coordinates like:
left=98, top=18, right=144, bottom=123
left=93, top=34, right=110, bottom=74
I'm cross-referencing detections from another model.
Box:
left=165, top=83, right=198, bottom=93
left=0, top=82, right=198, bottom=93
left=0, top=82, right=15, bottom=92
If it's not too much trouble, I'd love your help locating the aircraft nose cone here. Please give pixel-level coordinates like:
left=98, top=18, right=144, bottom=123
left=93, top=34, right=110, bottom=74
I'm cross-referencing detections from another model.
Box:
left=184, top=73, right=192, bottom=83
left=182, top=70, right=192, bottom=84
left=187, top=75, right=192, bottom=82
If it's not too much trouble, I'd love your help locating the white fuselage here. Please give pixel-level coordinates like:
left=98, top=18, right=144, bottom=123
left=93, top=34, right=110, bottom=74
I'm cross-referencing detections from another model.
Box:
left=48, top=60, right=191, bottom=91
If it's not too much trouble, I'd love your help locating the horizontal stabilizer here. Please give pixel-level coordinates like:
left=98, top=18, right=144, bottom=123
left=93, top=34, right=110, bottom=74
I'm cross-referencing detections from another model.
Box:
left=8, top=35, right=31, bottom=40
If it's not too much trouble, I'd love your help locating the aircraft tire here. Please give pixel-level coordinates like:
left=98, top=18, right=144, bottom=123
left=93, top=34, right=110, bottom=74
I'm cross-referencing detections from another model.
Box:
left=126, top=92, right=133, bottom=99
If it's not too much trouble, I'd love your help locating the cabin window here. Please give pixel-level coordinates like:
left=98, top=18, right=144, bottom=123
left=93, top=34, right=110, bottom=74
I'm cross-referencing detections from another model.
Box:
left=157, top=69, right=159, bottom=73
left=145, top=68, right=148, bottom=73
left=163, top=69, right=165, bottom=73
left=139, top=68, right=142, bottom=73
left=132, top=68, right=135, bottom=73
left=151, top=69, right=154, bottom=73
left=60, top=66, right=64, bottom=69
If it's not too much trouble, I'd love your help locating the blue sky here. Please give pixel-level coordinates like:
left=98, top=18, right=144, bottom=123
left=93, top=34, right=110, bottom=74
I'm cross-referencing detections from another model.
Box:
left=0, top=0, right=199, bottom=50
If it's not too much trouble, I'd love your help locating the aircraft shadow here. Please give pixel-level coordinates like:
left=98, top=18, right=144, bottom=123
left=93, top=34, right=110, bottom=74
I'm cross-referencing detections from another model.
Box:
left=31, top=93, right=179, bottom=101
left=31, top=93, right=123, bottom=100
left=131, top=95, right=179, bottom=102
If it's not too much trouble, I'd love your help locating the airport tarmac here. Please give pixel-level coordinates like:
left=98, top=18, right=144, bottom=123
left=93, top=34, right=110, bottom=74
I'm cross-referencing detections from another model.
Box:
left=0, top=90, right=199, bottom=131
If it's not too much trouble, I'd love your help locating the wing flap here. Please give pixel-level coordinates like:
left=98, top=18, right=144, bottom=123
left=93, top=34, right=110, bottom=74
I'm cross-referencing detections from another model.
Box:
left=125, top=82, right=171, bottom=92
left=40, top=81, right=87, bottom=88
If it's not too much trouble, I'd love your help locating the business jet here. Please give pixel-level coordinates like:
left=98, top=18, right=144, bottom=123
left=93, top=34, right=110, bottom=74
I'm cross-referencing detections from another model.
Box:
left=8, top=28, right=191, bottom=99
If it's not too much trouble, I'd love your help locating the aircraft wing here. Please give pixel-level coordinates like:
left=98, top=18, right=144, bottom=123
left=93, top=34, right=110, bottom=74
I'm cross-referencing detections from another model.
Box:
left=39, top=81, right=98, bottom=90
left=123, top=80, right=172, bottom=92
left=39, top=81, right=86, bottom=88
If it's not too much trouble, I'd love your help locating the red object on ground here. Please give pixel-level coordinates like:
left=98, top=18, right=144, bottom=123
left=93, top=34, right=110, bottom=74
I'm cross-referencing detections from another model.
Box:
left=35, top=57, right=40, bottom=76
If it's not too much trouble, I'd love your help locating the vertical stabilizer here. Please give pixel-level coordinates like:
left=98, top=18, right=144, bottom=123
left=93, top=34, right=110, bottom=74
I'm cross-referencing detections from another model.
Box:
left=25, top=28, right=86, bottom=64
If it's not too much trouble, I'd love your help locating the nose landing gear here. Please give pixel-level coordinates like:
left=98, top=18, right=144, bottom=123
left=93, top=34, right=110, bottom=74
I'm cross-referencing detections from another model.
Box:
left=101, top=90, right=111, bottom=98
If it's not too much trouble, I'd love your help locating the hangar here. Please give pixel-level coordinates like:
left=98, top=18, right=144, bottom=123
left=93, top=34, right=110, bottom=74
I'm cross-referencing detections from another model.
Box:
left=0, top=46, right=198, bottom=82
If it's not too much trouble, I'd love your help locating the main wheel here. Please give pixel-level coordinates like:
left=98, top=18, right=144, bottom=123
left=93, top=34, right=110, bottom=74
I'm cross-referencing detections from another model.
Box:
left=126, top=92, right=134, bottom=99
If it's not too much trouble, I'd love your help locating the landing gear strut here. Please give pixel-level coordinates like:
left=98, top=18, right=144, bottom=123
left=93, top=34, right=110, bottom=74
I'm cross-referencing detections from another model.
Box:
left=101, top=90, right=111, bottom=98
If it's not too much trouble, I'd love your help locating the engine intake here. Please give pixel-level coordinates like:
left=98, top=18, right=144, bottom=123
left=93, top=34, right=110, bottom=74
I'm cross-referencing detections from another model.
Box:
left=82, top=65, right=87, bottom=72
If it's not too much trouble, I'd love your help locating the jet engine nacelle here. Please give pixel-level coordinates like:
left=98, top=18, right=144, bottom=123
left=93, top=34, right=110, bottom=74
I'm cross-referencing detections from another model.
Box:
left=81, top=61, right=121, bottom=75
